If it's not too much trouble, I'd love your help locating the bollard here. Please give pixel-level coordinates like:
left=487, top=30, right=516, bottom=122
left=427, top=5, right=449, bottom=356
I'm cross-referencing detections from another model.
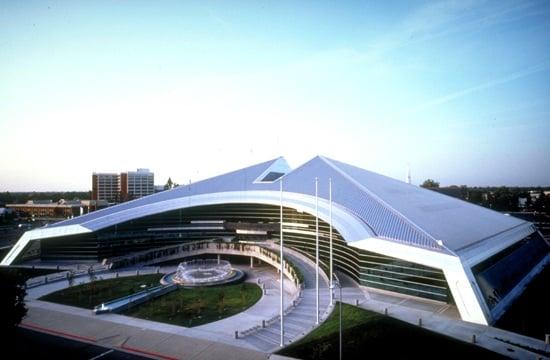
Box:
left=418, top=318, right=422, bottom=327
left=293, top=300, right=296, bottom=307
left=471, top=334, right=476, bottom=344
left=384, top=308, right=388, bottom=315
left=235, top=330, right=239, bottom=339
left=355, top=299, right=359, bottom=306
left=56, top=265, right=60, bottom=271
left=546, top=334, right=549, bottom=345
left=262, top=320, right=266, bottom=328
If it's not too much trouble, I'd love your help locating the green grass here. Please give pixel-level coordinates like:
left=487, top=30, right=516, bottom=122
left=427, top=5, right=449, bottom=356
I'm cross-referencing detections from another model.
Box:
left=278, top=303, right=506, bottom=360
left=122, top=282, right=262, bottom=327
left=39, top=274, right=163, bottom=309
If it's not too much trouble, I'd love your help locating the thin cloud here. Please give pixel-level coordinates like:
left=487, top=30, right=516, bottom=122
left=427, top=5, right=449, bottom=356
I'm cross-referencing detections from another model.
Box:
left=406, top=62, right=550, bottom=114
left=360, top=1, right=547, bottom=62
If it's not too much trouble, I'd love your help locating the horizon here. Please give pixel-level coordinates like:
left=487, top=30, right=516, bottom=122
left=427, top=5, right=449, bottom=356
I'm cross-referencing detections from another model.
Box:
left=1, top=1, right=550, bottom=191
left=2, top=153, right=550, bottom=194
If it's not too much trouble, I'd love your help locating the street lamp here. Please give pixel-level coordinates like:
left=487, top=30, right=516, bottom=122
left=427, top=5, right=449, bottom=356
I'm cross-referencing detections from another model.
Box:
left=332, top=273, right=342, bottom=360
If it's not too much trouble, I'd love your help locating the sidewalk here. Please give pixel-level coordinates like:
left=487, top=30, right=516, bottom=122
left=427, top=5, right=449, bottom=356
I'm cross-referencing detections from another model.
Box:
left=22, top=303, right=269, bottom=360
left=25, top=264, right=298, bottom=352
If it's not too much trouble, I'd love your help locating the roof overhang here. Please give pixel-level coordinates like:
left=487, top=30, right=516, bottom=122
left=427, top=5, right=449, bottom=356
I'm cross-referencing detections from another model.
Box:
left=1, top=224, right=92, bottom=265
left=1, top=190, right=373, bottom=265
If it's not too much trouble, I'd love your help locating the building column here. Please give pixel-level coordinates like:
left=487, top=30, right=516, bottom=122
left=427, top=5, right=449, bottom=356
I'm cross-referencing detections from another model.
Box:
left=250, top=256, right=254, bottom=268
left=217, top=254, right=220, bottom=264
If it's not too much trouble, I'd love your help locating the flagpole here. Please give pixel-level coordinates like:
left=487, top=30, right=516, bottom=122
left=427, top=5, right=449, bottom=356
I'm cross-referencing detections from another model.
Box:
left=329, top=177, right=333, bottom=306
left=280, top=178, right=284, bottom=346
left=315, top=177, right=319, bottom=324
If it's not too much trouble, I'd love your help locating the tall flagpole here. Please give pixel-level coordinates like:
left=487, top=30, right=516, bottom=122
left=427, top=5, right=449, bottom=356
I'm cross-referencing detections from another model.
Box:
left=315, top=177, right=319, bottom=324
left=280, top=178, right=284, bottom=347
left=329, top=177, right=333, bottom=306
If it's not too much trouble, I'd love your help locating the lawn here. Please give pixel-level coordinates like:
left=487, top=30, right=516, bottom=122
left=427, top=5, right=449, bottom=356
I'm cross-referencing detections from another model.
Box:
left=278, top=303, right=506, bottom=360
left=39, top=274, right=163, bottom=309
left=122, top=282, right=262, bottom=327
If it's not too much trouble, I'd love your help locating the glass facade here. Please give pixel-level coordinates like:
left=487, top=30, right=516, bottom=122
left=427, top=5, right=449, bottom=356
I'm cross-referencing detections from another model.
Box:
left=472, top=231, right=548, bottom=309
left=40, top=203, right=452, bottom=302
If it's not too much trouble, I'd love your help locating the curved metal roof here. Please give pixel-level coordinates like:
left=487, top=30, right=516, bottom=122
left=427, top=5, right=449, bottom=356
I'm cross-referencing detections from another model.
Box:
left=50, top=155, right=531, bottom=253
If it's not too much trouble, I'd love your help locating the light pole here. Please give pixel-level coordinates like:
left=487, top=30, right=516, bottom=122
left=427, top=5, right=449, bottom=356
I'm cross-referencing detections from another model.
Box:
left=333, top=273, right=342, bottom=360
left=280, top=178, right=284, bottom=347
left=329, top=177, right=333, bottom=306
left=315, top=177, right=319, bottom=324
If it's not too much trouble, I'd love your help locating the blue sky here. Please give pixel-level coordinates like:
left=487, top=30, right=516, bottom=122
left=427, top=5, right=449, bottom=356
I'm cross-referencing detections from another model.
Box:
left=1, top=0, right=549, bottom=191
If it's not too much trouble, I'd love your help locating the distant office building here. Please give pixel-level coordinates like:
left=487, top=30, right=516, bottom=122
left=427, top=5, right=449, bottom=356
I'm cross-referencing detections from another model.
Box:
left=120, top=169, right=154, bottom=201
left=92, top=173, right=120, bottom=202
left=81, top=200, right=109, bottom=212
left=92, top=169, right=154, bottom=203
left=8, top=200, right=84, bottom=218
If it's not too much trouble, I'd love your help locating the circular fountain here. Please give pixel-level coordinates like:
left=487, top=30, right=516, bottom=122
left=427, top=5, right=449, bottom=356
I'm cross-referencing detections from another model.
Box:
left=161, top=259, right=245, bottom=287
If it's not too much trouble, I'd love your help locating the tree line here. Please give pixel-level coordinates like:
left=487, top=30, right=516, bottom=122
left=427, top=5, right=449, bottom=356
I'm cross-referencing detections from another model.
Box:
left=420, top=181, right=550, bottom=212
left=0, top=191, right=91, bottom=204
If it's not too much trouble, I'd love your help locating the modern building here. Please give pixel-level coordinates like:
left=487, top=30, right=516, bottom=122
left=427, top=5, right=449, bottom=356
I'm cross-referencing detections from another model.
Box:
left=120, top=168, right=154, bottom=201
left=3, top=156, right=548, bottom=326
left=7, top=200, right=83, bottom=218
left=92, top=169, right=154, bottom=203
left=92, top=173, right=120, bottom=202
left=6, top=199, right=109, bottom=219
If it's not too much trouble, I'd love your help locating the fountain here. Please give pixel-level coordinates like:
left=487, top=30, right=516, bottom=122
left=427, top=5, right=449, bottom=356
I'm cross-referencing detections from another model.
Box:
left=161, top=259, right=244, bottom=287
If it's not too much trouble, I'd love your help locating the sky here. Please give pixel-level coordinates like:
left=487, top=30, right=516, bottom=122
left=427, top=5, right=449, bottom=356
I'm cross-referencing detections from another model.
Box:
left=1, top=0, right=550, bottom=191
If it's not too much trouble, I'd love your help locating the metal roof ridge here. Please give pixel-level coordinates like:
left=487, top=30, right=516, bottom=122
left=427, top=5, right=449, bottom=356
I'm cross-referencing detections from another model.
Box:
left=318, top=155, right=453, bottom=254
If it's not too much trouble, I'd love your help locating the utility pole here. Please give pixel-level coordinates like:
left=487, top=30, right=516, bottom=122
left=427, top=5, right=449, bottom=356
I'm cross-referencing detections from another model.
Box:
left=315, top=177, right=319, bottom=324
left=280, top=178, right=284, bottom=346
left=329, top=177, right=333, bottom=306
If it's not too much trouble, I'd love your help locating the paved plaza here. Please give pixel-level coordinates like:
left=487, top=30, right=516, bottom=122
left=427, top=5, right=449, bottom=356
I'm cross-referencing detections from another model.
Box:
left=21, top=255, right=550, bottom=360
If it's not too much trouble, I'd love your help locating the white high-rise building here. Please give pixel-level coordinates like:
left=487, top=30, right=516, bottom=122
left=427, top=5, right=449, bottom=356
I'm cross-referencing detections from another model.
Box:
left=121, top=168, right=154, bottom=200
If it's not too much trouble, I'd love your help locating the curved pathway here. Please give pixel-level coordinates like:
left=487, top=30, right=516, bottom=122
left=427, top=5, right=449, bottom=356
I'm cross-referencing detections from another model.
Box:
left=20, top=245, right=368, bottom=357
left=241, top=249, right=337, bottom=352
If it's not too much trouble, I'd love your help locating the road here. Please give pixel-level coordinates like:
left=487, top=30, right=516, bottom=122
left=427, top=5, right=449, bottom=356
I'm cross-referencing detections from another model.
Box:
left=14, top=327, right=154, bottom=360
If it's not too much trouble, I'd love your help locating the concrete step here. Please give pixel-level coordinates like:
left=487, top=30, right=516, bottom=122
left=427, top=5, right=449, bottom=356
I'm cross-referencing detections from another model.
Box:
left=284, top=317, right=312, bottom=328
left=243, top=335, right=278, bottom=352
left=249, top=330, right=280, bottom=345
left=263, top=326, right=302, bottom=339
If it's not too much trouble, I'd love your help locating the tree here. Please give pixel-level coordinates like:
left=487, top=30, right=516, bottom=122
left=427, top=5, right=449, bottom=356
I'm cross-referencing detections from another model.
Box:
left=164, top=177, right=174, bottom=191
left=0, top=269, right=27, bottom=340
left=421, top=179, right=440, bottom=188
left=87, top=266, right=96, bottom=282
left=66, top=270, right=75, bottom=287
left=534, top=191, right=547, bottom=212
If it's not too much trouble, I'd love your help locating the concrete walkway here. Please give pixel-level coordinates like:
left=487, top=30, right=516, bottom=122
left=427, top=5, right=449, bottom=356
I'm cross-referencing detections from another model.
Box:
left=22, top=302, right=269, bottom=360
left=23, top=263, right=304, bottom=357
left=22, top=255, right=549, bottom=359
left=241, top=250, right=333, bottom=352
